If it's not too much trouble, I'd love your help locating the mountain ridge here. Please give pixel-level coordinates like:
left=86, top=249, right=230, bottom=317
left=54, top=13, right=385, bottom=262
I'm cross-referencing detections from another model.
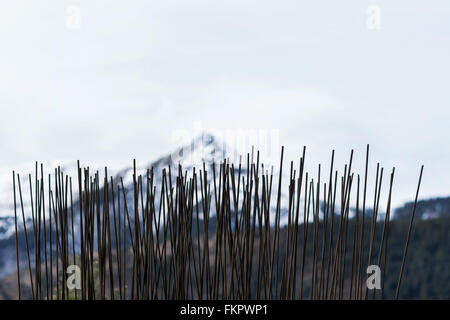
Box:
left=0, top=134, right=448, bottom=279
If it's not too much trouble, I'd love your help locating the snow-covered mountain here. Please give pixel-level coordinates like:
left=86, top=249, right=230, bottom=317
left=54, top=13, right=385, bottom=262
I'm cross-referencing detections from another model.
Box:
left=0, top=133, right=277, bottom=277
left=0, top=133, right=265, bottom=240
left=116, top=132, right=231, bottom=189
left=109, top=132, right=291, bottom=225
left=0, top=133, right=447, bottom=278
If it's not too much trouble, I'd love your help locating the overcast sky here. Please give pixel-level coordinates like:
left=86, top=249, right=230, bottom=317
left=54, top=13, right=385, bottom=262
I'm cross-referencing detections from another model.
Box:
left=0, top=0, right=449, bottom=206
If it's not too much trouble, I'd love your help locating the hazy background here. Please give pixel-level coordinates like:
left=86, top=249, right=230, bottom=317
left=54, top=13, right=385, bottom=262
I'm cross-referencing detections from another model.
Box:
left=0, top=0, right=449, bottom=207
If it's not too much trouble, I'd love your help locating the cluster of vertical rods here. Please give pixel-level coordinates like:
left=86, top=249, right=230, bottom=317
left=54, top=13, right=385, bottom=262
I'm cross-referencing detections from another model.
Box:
left=12, top=145, right=423, bottom=300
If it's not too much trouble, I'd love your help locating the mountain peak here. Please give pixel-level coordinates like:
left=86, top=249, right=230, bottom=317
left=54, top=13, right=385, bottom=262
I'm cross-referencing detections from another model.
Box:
left=191, top=131, right=220, bottom=147
left=177, top=132, right=227, bottom=166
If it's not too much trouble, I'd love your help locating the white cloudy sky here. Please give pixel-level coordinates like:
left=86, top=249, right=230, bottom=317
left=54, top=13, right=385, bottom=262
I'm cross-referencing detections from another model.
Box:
left=0, top=0, right=449, bottom=206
